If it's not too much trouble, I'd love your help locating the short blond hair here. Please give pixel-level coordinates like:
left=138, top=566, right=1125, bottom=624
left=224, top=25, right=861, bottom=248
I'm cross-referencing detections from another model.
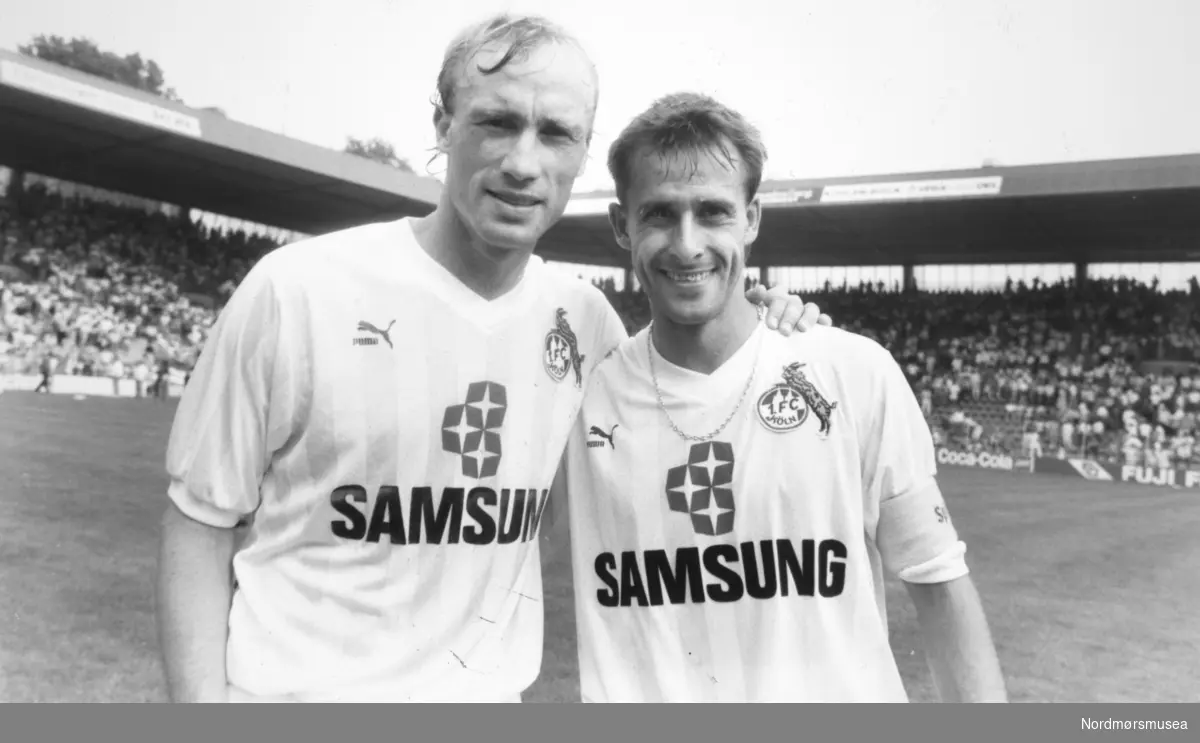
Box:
left=433, top=14, right=596, bottom=119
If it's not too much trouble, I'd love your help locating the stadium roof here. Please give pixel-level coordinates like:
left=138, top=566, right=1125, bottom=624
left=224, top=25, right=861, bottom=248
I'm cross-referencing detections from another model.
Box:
left=542, top=153, right=1200, bottom=268
left=0, top=48, right=439, bottom=235
left=4, top=47, right=1200, bottom=269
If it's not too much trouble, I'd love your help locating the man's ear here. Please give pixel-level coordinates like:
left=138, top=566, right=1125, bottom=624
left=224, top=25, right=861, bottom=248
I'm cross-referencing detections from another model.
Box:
left=608, top=202, right=632, bottom=252
left=433, top=107, right=452, bottom=154
left=744, top=195, right=762, bottom=247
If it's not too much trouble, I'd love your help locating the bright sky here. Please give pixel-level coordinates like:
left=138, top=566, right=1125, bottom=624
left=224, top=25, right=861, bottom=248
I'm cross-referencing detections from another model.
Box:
left=4, top=0, right=1200, bottom=197
left=5, top=0, right=1200, bottom=290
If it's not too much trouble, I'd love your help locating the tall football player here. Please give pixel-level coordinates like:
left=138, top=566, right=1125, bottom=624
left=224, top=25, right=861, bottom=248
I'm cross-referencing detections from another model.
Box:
left=559, top=93, right=1008, bottom=703
left=155, top=15, right=828, bottom=703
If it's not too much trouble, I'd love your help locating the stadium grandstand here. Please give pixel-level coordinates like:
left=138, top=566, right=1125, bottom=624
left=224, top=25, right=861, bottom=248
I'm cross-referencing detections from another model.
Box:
left=4, top=46, right=1200, bottom=481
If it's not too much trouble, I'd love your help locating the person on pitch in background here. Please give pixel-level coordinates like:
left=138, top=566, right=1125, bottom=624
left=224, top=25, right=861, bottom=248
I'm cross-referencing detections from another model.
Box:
left=556, top=93, right=1007, bottom=703
left=34, top=350, right=55, bottom=394
left=156, top=14, right=829, bottom=705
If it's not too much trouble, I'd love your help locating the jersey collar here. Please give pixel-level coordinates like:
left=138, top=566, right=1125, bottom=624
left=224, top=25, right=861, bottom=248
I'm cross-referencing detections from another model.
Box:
left=393, top=218, right=541, bottom=332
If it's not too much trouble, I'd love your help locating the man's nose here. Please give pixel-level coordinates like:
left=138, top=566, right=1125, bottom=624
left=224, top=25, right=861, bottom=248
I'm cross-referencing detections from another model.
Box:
left=500, top=129, right=540, bottom=183
left=667, top=217, right=705, bottom=262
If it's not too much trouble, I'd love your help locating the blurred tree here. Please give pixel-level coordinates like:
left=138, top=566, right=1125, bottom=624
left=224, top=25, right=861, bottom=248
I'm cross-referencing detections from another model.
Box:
left=345, top=137, right=414, bottom=172
left=18, top=35, right=182, bottom=102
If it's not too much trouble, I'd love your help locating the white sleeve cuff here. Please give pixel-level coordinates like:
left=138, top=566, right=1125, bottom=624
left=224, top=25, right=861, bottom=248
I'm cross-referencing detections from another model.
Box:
left=897, top=540, right=969, bottom=584
left=167, top=478, right=247, bottom=529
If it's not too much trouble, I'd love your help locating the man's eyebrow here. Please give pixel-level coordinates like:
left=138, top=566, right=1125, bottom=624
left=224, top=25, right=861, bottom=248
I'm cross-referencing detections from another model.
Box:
left=637, top=200, right=674, bottom=217
left=469, top=105, right=512, bottom=119
left=636, top=197, right=737, bottom=217
left=538, top=116, right=585, bottom=139
left=467, top=107, right=584, bottom=138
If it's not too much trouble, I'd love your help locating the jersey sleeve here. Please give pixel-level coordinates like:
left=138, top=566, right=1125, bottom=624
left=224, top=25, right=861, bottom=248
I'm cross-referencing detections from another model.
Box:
left=164, top=253, right=297, bottom=528
left=860, top=343, right=968, bottom=585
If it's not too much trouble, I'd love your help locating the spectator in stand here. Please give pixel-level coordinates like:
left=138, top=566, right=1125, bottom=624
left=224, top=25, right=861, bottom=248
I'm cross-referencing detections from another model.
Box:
left=1175, top=429, right=1195, bottom=466
left=919, top=383, right=933, bottom=418
left=0, top=184, right=264, bottom=383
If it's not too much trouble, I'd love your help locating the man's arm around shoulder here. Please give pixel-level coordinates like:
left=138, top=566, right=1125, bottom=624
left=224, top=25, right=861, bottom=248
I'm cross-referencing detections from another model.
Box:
left=905, top=574, right=1008, bottom=703
left=157, top=501, right=238, bottom=703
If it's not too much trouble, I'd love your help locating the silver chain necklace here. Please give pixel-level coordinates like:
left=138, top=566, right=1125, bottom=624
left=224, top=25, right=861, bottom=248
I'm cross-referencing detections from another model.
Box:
left=647, top=305, right=764, bottom=442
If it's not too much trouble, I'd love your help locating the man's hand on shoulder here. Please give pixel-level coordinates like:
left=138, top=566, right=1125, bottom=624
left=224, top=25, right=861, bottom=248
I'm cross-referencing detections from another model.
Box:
left=746, top=284, right=833, bottom=336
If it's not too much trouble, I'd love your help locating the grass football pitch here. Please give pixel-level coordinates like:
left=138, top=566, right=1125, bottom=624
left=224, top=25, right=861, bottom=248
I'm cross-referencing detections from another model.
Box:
left=1, top=391, right=1197, bottom=703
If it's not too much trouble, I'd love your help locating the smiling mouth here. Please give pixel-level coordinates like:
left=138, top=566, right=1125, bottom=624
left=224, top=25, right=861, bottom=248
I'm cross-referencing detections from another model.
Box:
left=488, top=190, right=542, bottom=208
left=660, top=268, right=716, bottom=284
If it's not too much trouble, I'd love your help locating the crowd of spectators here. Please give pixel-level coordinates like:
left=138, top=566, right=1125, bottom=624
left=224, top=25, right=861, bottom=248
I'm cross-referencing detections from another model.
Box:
left=595, top=277, right=1200, bottom=472
left=1, top=186, right=275, bottom=383
left=4, top=188, right=1199, bottom=471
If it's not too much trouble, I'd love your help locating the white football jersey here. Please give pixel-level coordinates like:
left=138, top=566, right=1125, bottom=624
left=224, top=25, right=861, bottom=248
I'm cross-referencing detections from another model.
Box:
left=166, top=218, right=626, bottom=702
left=565, top=322, right=968, bottom=703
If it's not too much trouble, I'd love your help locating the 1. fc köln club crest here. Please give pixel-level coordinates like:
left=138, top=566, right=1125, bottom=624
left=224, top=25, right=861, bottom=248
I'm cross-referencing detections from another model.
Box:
left=757, top=362, right=838, bottom=437
left=544, top=308, right=585, bottom=387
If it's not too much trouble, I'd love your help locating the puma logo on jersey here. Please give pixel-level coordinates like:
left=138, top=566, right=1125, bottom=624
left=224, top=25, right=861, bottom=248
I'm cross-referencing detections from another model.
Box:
left=354, top=319, right=395, bottom=349
left=588, top=424, right=618, bottom=449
